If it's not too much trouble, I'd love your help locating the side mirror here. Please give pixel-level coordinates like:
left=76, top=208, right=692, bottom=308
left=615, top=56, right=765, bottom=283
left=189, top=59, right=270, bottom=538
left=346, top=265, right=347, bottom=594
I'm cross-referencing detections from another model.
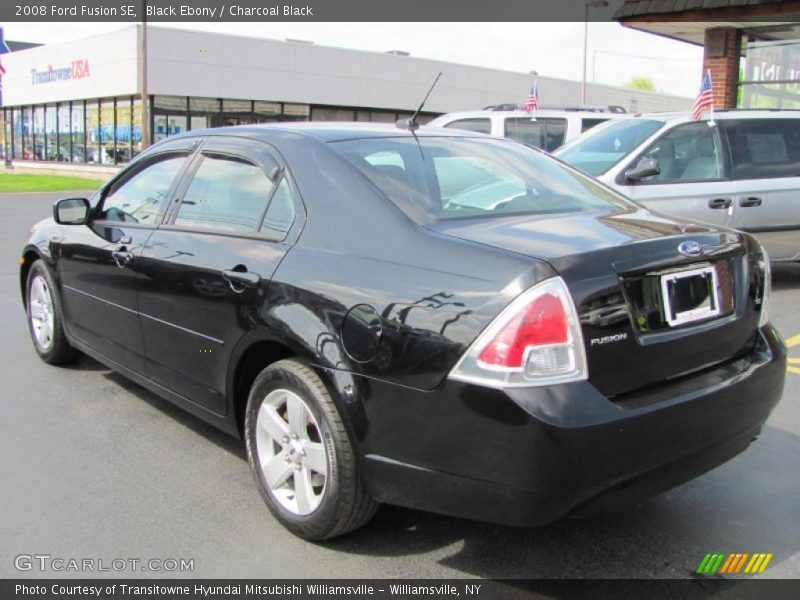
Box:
left=53, top=197, right=91, bottom=225
left=625, top=157, right=660, bottom=182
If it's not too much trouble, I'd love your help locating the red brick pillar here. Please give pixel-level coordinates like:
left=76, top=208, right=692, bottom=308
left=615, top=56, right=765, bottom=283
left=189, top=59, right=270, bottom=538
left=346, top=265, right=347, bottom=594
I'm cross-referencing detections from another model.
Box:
left=702, top=27, right=741, bottom=109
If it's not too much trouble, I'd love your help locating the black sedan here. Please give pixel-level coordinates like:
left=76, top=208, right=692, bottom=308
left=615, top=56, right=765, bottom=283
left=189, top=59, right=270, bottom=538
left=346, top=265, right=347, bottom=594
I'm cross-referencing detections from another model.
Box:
left=20, top=123, right=786, bottom=540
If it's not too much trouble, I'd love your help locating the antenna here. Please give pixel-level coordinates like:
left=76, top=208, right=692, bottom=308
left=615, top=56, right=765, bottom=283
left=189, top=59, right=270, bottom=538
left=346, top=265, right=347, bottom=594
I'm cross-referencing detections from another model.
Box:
left=397, top=72, right=442, bottom=131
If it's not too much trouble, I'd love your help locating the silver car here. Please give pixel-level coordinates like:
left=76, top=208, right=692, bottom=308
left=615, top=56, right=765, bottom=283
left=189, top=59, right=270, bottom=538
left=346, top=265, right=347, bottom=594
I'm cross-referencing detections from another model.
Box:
left=555, top=111, right=800, bottom=261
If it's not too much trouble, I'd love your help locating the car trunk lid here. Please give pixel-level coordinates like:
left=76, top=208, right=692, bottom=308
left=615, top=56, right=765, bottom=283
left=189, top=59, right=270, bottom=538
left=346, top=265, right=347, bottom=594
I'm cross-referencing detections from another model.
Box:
left=428, top=207, right=761, bottom=397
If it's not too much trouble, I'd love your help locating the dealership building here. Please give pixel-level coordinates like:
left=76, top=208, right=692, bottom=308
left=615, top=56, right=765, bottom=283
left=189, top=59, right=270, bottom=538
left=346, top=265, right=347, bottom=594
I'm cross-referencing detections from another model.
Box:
left=0, top=25, right=692, bottom=172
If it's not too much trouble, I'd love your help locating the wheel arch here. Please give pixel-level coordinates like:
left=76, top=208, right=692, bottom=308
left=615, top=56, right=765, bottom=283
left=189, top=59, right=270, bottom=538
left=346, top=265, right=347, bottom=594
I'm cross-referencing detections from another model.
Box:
left=227, top=334, right=369, bottom=446
left=19, top=247, right=47, bottom=304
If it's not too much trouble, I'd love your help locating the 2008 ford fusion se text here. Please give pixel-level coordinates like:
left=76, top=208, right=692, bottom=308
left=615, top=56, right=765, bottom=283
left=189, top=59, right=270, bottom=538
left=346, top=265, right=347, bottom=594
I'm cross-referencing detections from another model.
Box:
left=20, top=121, right=786, bottom=540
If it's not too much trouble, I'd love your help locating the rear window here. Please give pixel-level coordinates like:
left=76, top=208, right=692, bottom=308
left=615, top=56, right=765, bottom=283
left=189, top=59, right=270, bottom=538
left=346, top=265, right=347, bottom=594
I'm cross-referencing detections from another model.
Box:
left=504, top=117, right=567, bottom=151
left=721, top=118, right=800, bottom=180
left=334, top=136, right=634, bottom=223
left=555, top=119, right=663, bottom=176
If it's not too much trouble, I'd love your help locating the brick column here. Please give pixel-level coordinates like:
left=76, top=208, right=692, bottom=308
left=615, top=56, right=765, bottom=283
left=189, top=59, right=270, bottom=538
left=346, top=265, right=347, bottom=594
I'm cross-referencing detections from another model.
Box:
left=702, top=27, right=742, bottom=109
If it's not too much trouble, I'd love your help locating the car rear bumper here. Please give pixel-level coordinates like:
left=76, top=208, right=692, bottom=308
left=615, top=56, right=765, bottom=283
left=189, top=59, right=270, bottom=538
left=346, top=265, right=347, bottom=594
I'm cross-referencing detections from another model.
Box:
left=360, top=325, right=787, bottom=526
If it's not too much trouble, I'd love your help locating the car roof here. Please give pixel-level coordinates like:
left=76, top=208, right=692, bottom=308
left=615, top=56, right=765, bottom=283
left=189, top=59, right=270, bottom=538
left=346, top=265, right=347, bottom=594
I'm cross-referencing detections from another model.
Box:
left=430, top=109, right=629, bottom=120
left=172, top=122, right=493, bottom=143
left=625, top=109, right=800, bottom=126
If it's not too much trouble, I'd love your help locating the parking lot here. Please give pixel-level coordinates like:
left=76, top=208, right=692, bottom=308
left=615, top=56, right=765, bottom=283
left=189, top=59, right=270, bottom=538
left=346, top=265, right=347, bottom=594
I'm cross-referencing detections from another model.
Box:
left=0, top=190, right=798, bottom=580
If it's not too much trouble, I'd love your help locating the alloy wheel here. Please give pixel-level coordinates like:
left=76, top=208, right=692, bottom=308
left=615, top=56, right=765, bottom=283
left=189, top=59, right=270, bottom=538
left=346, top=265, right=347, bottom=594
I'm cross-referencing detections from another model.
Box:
left=255, top=388, right=328, bottom=516
left=29, top=275, right=55, bottom=351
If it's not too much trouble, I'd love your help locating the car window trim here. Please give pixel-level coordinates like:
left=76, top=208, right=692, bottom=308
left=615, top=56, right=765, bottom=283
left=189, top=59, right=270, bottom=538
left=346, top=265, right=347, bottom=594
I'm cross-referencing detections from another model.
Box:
left=161, top=137, right=297, bottom=243
left=90, top=147, right=199, bottom=229
left=614, top=120, right=731, bottom=187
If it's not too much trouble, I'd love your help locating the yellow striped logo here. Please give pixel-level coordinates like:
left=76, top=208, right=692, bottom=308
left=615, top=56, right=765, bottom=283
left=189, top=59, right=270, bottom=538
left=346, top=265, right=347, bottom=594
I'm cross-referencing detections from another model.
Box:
left=696, top=552, right=773, bottom=575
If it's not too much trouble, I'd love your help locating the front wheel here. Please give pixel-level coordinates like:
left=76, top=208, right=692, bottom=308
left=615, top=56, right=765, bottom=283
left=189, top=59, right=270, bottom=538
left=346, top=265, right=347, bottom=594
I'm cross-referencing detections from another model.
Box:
left=25, top=259, right=82, bottom=365
left=244, top=359, right=377, bottom=540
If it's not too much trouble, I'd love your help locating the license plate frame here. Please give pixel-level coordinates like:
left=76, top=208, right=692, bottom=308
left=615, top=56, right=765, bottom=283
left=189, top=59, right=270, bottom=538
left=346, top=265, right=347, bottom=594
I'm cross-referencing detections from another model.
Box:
left=660, top=265, right=721, bottom=327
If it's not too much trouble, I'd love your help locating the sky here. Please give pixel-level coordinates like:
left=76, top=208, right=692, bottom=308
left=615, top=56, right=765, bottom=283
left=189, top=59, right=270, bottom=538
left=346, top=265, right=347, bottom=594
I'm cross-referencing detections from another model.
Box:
left=3, top=22, right=704, bottom=98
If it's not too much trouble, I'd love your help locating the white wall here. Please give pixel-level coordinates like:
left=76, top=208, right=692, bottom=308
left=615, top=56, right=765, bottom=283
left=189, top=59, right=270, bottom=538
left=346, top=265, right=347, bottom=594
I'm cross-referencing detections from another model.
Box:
left=1, top=25, right=691, bottom=114
left=146, top=27, right=691, bottom=114
left=2, top=27, right=138, bottom=106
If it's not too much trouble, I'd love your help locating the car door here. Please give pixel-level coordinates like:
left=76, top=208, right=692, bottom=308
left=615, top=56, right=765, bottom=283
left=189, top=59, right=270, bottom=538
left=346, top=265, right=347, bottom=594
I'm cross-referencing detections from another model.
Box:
left=57, top=139, right=197, bottom=372
left=620, top=121, right=736, bottom=228
left=720, top=117, right=800, bottom=260
left=136, top=137, right=301, bottom=415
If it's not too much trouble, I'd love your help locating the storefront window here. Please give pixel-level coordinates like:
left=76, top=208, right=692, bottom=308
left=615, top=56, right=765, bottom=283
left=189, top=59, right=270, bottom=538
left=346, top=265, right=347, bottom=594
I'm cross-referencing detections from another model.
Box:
left=282, top=104, right=310, bottom=121
left=254, top=101, right=281, bottom=122
left=116, top=98, right=133, bottom=163
left=72, top=102, right=86, bottom=162
left=57, top=103, right=71, bottom=161
left=33, top=106, right=45, bottom=160
left=740, top=35, right=800, bottom=108
left=154, top=95, right=188, bottom=141
left=190, top=96, right=221, bottom=129
left=86, top=101, right=100, bottom=164
left=45, top=104, right=57, bottom=161
left=132, top=98, right=143, bottom=159
left=312, top=107, right=356, bottom=121
left=222, top=99, right=252, bottom=126
left=1, top=110, right=6, bottom=162
left=99, top=99, right=115, bottom=164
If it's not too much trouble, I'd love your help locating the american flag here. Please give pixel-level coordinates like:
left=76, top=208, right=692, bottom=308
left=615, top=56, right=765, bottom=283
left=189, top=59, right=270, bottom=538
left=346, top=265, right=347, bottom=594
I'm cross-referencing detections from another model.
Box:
left=524, top=81, right=539, bottom=113
left=692, top=70, right=713, bottom=120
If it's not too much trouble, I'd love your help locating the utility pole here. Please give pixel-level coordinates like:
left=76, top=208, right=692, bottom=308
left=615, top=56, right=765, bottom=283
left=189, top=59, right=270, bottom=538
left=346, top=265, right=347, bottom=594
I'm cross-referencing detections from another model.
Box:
left=139, top=7, right=150, bottom=150
left=582, top=1, right=608, bottom=105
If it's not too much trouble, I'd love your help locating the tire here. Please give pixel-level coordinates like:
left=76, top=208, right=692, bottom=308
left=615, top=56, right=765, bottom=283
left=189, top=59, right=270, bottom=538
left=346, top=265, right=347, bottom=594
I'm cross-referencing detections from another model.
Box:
left=245, top=358, right=377, bottom=540
left=25, top=259, right=82, bottom=365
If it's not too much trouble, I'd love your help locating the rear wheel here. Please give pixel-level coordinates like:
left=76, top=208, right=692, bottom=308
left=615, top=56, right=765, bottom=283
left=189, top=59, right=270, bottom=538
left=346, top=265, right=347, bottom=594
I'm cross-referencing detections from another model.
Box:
left=26, top=259, right=82, bottom=365
left=244, top=359, right=377, bottom=540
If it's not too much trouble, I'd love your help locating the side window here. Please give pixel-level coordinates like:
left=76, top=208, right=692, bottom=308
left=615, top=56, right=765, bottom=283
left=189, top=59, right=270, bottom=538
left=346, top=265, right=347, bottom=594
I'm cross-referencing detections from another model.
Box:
left=97, top=154, right=187, bottom=224
left=723, top=118, right=800, bottom=180
left=443, top=118, right=492, bottom=135
left=504, top=118, right=567, bottom=151
left=636, top=122, right=723, bottom=183
left=175, top=154, right=275, bottom=232
left=259, top=178, right=296, bottom=238
left=581, top=118, right=608, bottom=133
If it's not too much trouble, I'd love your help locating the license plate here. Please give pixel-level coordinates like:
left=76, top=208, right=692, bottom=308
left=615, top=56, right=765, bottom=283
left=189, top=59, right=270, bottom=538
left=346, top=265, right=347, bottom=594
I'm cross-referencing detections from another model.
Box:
left=660, top=265, right=721, bottom=327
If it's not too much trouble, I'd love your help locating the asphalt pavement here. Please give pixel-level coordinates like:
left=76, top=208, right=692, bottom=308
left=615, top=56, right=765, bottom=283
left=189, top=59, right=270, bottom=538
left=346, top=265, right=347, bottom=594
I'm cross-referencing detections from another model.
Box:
left=0, top=191, right=798, bottom=579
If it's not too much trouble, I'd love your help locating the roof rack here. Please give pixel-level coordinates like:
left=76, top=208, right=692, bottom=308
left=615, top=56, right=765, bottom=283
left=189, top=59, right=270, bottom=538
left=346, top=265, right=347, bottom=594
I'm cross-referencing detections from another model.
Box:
left=481, top=104, right=627, bottom=114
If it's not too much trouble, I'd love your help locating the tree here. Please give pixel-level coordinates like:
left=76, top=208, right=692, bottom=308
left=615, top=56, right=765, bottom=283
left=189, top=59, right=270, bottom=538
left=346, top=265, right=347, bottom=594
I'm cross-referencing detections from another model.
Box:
left=624, top=76, right=656, bottom=92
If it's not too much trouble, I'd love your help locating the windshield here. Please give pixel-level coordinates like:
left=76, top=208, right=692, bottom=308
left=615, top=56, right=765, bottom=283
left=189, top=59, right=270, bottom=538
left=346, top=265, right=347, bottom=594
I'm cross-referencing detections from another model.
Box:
left=333, top=136, right=635, bottom=223
left=555, top=119, right=664, bottom=176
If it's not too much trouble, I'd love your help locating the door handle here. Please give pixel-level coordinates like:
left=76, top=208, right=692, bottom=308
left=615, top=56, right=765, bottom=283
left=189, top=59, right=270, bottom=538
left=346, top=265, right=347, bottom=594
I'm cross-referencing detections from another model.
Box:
left=708, top=198, right=733, bottom=209
left=119, top=235, right=133, bottom=244
left=222, top=269, right=261, bottom=292
left=111, top=250, right=133, bottom=268
left=739, top=196, right=762, bottom=207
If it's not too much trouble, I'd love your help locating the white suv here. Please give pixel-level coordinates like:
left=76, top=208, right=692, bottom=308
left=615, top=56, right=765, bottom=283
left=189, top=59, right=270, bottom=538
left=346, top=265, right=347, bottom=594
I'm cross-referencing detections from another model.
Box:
left=428, top=106, right=629, bottom=152
left=554, top=110, right=800, bottom=261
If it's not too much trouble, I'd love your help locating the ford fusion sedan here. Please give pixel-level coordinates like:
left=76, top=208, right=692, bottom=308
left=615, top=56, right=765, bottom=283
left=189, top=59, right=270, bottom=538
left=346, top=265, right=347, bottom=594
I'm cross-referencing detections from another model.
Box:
left=21, top=123, right=785, bottom=540
left=555, top=110, right=800, bottom=261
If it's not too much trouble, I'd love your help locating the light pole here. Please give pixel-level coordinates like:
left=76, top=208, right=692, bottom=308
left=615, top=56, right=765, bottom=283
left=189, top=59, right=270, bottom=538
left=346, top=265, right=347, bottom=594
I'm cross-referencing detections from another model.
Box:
left=140, top=2, right=149, bottom=150
left=582, top=0, right=608, bottom=105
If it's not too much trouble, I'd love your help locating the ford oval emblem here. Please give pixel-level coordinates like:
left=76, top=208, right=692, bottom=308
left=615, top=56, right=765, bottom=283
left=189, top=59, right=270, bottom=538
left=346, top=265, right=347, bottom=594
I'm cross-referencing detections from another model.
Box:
left=678, top=241, right=703, bottom=257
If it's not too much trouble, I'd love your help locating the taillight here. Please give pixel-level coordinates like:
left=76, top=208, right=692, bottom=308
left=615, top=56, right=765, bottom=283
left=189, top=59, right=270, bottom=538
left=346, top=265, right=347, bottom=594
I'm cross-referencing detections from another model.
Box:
left=449, top=276, right=588, bottom=388
left=757, top=246, right=771, bottom=328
